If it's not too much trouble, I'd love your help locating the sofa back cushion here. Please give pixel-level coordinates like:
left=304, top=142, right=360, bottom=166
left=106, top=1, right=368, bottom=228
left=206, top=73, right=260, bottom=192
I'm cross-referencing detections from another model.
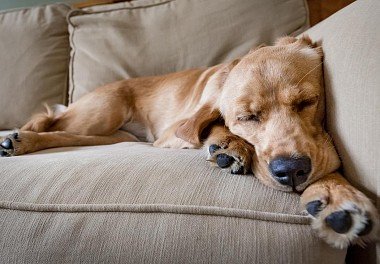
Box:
left=68, top=0, right=309, bottom=102
left=0, top=4, right=71, bottom=129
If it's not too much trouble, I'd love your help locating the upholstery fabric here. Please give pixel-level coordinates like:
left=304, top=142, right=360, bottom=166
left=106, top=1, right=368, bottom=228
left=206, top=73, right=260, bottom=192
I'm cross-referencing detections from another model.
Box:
left=0, top=4, right=71, bottom=129
left=67, top=0, right=309, bottom=102
left=0, top=140, right=346, bottom=263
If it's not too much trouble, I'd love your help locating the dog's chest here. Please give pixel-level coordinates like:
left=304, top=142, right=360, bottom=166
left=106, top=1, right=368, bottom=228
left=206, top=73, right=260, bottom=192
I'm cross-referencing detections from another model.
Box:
left=121, top=121, right=154, bottom=142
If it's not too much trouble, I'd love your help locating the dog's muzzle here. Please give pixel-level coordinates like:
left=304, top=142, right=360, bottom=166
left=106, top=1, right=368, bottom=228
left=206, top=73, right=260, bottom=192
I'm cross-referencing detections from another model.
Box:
left=269, top=156, right=311, bottom=188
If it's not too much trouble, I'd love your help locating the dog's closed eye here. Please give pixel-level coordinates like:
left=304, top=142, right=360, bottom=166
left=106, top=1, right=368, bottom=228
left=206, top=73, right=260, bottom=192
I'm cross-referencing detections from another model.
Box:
left=294, top=97, right=318, bottom=112
left=237, top=111, right=261, bottom=122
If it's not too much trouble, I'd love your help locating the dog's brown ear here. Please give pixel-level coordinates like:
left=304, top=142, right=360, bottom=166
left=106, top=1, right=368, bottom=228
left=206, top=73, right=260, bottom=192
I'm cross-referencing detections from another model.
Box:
left=275, top=36, right=298, bottom=46
left=275, top=35, right=314, bottom=47
left=175, top=104, right=220, bottom=146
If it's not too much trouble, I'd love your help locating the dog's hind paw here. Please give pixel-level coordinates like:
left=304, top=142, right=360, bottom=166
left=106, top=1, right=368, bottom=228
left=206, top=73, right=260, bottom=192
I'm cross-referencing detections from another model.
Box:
left=301, top=173, right=379, bottom=249
left=0, top=132, right=20, bottom=157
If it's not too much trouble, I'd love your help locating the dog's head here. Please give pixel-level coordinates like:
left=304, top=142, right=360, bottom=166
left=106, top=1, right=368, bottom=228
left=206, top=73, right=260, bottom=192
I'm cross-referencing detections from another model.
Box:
left=178, top=36, right=341, bottom=192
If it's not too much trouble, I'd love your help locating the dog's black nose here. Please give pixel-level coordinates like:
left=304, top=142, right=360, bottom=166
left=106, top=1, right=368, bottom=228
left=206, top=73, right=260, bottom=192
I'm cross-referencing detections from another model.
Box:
left=269, top=156, right=311, bottom=187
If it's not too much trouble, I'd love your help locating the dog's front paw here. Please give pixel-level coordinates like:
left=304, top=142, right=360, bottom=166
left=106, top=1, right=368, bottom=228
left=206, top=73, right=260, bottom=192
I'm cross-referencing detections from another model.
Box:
left=301, top=173, right=379, bottom=249
left=205, top=135, right=254, bottom=175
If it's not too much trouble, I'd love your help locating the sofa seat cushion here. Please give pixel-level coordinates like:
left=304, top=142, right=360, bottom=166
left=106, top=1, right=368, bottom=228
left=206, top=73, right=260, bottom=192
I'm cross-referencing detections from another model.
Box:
left=0, top=141, right=304, bottom=214
left=0, top=4, right=71, bottom=129
left=0, top=133, right=346, bottom=263
left=67, top=0, right=309, bottom=102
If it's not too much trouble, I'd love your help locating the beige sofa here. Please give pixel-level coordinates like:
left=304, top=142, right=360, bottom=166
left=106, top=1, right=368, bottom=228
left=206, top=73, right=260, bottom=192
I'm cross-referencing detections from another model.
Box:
left=0, top=0, right=378, bottom=263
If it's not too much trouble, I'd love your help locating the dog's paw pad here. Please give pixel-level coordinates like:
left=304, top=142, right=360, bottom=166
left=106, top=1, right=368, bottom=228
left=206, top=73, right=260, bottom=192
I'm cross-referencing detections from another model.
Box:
left=306, top=200, right=323, bottom=217
left=1, top=138, right=13, bottom=149
left=325, top=210, right=352, bottom=234
left=216, top=153, right=234, bottom=168
left=209, top=144, right=221, bottom=155
left=0, top=150, right=9, bottom=157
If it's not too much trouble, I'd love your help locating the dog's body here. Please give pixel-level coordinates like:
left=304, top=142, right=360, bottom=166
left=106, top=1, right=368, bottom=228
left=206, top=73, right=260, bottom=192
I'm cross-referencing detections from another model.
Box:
left=0, top=36, right=378, bottom=248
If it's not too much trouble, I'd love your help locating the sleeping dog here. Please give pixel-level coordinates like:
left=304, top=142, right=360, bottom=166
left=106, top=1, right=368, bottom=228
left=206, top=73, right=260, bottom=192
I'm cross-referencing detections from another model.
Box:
left=0, top=36, right=378, bottom=248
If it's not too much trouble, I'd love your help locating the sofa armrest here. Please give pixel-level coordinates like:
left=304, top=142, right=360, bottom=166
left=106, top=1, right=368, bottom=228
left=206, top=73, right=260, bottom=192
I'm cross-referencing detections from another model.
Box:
left=303, top=2, right=380, bottom=261
left=304, top=0, right=379, bottom=201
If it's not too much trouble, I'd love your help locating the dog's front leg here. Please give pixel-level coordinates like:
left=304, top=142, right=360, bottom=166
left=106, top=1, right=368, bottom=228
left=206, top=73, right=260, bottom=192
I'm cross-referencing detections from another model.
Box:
left=204, top=124, right=255, bottom=175
left=301, top=172, right=379, bottom=248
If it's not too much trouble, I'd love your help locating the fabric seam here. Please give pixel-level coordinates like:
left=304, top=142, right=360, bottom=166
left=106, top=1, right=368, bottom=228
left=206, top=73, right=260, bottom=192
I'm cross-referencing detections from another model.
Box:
left=0, top=201, right=310, bottom=225
left=71, top=0, right=174, bottom=18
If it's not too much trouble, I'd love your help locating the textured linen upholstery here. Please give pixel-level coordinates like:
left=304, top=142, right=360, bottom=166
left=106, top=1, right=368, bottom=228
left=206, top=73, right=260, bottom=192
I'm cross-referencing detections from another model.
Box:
left=67, top=0, right=309, bottom=102
left=0, top=4, right=71, bottom=129
left=303, top=0, right=380, bottom=261
left=0, top=141, right=346, bottom=263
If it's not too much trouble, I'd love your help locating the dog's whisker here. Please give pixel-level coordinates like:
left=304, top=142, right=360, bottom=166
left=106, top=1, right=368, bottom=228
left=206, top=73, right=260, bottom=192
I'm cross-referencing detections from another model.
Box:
left=295, top=61, right=323, bottom=86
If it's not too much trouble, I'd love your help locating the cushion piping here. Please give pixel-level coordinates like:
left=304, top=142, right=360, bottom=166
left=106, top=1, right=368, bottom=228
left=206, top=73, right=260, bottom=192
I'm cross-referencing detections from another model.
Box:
left=0, top=201, right=310, bottom=225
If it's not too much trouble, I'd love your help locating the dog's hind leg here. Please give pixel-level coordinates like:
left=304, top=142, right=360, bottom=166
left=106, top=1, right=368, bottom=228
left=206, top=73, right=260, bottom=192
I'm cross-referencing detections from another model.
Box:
left=0, top=84, right=138, bottom=156
left=0, top=130, right=137, bottom=157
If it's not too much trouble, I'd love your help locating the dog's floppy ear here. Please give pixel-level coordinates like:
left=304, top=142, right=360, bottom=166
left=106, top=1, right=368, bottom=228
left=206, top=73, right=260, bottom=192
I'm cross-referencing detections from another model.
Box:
left=175, top=104, right=220, bottom=146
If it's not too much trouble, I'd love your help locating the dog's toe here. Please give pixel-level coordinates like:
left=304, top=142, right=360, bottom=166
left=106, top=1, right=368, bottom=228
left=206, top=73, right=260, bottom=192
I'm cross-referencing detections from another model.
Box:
left=231, top=165, right=245, bottom=175
left=216, top=153, right=234, bottom=168
left=325, top=210, right=353, bottom=234
left=12, top=132, right=19, bottom=140
left=209, top=144, right=221, bottom=155
left=306, top=200, right=323, bottom=217
left=1, top=138, right=13, bottom=150
left=0, top=150, right=9, bottom=157
left=358, top=218, right=373, bottom=236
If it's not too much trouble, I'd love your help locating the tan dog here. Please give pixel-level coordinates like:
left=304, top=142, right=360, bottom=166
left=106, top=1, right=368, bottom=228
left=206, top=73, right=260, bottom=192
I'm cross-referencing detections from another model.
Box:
left=0, top=36, right=378, bottom=248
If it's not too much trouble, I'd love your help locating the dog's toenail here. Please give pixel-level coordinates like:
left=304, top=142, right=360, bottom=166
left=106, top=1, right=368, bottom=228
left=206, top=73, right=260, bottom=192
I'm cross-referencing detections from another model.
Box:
left=358, top=219, right=373, bottom=236
left=306, top=200, right=323, bottom=217
left=216, top=154, right=234, bottom=168
left=325, top=210, right=352, bottom=234
left=231, top=166, right=245, bottom=175
left=1, top=138, right=13, bottom=150
left=209, top=144, right=221, bottom=155
left=0, top=151, right=8, bottom=157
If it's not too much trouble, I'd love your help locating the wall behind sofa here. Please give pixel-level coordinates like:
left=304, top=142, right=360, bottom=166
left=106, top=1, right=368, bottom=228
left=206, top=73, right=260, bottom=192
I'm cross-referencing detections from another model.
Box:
left=0, top=0, right=78, bottom=10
